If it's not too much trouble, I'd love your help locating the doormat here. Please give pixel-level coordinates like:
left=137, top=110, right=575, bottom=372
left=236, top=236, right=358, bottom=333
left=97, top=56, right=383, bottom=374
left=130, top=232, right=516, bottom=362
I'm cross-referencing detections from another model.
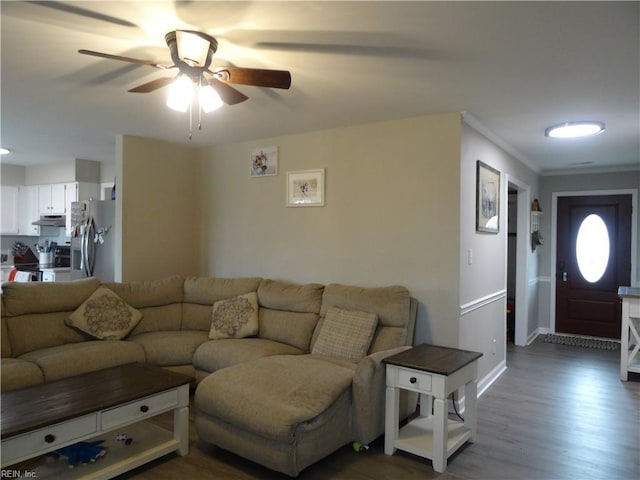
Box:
left=542, top=333, right=620, bottom=350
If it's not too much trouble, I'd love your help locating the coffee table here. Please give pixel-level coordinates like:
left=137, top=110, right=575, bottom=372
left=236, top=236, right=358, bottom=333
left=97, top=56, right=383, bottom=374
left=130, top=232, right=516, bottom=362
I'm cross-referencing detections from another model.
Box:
left=1, top=363, right=191, bottom=478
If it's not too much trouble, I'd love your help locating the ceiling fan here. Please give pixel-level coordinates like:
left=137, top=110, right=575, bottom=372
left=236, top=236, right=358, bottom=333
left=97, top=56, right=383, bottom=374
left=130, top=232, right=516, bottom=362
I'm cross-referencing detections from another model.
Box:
left=79, top=30, right=292, bottom=109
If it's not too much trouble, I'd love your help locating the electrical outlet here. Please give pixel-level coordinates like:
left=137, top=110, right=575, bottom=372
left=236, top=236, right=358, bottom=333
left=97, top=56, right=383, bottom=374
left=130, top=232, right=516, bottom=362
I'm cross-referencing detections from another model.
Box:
left=467, top=249, right=473, bottom=265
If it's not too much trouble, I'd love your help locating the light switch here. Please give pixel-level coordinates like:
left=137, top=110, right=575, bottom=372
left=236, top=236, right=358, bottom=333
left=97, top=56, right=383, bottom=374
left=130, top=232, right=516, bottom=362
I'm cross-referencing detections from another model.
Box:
left=467, top=249, right=473, bottom=265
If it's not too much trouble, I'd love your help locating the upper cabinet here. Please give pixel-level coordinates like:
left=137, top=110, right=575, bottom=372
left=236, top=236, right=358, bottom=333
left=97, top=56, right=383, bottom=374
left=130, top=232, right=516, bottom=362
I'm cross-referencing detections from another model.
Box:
left=1, top=186, right=20, bottom=234
left=18, top=185, right=40, bottom=236
left=38, top=184, right=66, bottom=215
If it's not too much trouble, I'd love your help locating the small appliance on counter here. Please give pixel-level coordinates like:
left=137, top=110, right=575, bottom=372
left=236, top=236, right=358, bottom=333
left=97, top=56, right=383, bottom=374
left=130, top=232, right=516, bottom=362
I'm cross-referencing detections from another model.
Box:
left=10, top=242, right=41, bottom=281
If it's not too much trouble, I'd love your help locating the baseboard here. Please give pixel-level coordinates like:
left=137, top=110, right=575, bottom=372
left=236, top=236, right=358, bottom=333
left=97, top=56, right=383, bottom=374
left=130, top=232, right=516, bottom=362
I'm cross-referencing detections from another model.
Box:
left=527, top=327, right=549, bottom=345
left=455, top=359, right=507, bottom=414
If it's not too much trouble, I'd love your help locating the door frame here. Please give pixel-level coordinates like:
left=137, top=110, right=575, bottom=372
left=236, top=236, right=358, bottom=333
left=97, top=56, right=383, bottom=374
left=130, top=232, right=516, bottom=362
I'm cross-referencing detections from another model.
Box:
left=549, top=189, right=638, bottom=334
left=506, top=175, right=532, bottom=346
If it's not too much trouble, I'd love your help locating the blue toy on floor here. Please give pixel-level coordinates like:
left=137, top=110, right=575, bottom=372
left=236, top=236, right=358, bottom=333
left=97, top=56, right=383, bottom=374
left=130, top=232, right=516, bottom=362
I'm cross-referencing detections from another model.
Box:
left=53, top=440, right=106, bottom=467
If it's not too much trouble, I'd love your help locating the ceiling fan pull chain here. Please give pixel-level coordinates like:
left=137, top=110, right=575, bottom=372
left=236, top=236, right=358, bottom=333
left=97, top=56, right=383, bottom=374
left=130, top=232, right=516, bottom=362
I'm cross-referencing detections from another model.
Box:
left=198, top=97, right=203, bottom=131
left=188, top=101, right=193, bottom=140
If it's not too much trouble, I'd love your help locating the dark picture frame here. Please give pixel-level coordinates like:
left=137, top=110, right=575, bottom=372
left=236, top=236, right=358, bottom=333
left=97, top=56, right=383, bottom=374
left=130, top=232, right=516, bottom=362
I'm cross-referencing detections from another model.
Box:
left=476, top=160, right=500, bottom=233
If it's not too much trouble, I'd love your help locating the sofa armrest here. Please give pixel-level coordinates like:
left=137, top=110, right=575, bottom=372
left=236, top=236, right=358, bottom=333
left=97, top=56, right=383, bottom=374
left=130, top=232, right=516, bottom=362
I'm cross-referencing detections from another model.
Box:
left=352, top=345, right=416, bottom=445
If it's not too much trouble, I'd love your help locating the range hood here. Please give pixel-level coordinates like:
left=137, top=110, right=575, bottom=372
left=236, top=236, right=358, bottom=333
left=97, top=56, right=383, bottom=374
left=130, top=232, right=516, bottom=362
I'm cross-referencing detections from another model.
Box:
left=32, top=215, right=66, bottom=227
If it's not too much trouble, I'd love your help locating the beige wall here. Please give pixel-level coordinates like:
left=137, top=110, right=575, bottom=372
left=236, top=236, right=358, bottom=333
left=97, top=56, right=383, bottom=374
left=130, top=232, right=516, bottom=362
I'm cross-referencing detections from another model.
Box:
left=117, top=135, right=199, bottom=281
left=195, top=113, right=463, bottom=347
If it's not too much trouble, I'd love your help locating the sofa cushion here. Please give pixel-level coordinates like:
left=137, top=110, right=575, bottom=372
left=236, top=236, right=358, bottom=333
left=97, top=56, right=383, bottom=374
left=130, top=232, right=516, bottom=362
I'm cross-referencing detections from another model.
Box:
left=5, top=311, right=88, bottom=357
left=128, top=330, right=209, bottom=366
left=311, top=307, right=378, bottom=362
left=182, top=277, right=263, bottom=331
left=257, top=279, right=324, bottom=314
left=103, top=275, right=184, bottom=308
left=66, top=286, right=143, bottom=340
left=104, top=276, right=184, bottom=333
left=258, top=309, right=318, bottom=351
left=316, top=284, right=412, bottom=354
left=193, top=338, right=304, bottom=374
left=0, top=358, right=44, bottom=391
left=19, top=341, right=145, bottom=382
left=195, top=355, right=355, bottom=442
left=1, top=317, right=11, bottom=358
left=1, top=277, right=100, bottom=317
left=209, top=292, right=259, bottom=340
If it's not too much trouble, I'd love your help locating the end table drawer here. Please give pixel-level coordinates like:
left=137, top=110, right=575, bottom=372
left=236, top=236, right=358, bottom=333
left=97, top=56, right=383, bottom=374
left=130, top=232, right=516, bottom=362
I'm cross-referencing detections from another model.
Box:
left=2, top=414, right=97, bottom=461
left=398, top=368, right=432, bottom=393
left=102, top=389, right=179, bottom=430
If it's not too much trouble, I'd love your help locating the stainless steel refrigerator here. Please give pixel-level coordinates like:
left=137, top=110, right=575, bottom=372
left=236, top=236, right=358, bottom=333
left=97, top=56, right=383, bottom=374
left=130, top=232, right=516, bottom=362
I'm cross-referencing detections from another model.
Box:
left=70, top=199, right=115, bottom=281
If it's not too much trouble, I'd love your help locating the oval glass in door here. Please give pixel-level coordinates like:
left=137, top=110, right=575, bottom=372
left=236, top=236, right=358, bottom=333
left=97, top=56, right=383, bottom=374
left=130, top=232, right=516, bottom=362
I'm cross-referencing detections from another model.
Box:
left=575, top=214, right=610, bottom=283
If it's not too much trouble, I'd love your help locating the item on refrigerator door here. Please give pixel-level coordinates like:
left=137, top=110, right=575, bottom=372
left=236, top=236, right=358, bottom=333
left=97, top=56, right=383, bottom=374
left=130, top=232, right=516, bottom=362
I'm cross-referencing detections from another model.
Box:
left=70, top=199, right=115, bottom=281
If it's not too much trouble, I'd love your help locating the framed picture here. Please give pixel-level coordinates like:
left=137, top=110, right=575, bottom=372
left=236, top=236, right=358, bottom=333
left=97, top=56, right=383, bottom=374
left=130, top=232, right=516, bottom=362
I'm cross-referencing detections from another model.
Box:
left=476, top=160, right=500, bottom=233
left=251, top=146, right=278, bottom=176
left=286, top=169, right=325, bottom=207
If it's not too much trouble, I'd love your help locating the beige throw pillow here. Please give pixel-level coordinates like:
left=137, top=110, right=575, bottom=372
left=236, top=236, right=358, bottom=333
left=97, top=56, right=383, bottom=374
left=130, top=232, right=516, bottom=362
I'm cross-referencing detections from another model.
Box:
left=67, top=286, right=143, bottom=340
left=312, top=307, right=378, bottom=362
left=209, top=292, right=259, bottom=339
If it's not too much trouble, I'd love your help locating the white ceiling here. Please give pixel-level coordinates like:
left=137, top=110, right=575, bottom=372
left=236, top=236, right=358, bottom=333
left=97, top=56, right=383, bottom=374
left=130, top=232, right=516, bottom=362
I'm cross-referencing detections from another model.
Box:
left=1, top=1, right=638, bottom=174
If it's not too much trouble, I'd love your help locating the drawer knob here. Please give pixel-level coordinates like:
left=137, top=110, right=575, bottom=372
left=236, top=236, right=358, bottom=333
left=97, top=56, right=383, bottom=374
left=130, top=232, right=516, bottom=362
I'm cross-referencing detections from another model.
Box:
left=410, top=377, right=417, bottom=384
left=44, top=434, right=56, bottom=443
left=140, top=405, right=149, bottom=413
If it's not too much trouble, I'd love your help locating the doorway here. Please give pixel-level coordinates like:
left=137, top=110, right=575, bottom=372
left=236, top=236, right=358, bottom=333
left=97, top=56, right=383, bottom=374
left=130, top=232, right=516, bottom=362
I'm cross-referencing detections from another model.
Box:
left=555, top=194, right=632, bottom=338
left=506, top=176, right=531, bottom=347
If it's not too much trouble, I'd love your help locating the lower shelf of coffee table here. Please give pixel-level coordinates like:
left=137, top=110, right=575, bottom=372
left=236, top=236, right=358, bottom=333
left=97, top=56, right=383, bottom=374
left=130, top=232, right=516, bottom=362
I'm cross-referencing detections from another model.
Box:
left=6, top=422, right=179, bottom=479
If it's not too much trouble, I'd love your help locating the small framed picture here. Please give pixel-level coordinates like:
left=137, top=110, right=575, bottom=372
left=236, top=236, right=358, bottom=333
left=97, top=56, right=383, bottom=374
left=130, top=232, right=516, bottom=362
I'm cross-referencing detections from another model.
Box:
left=251, top=146, right=278, bottom=176
left=476, top=160, right=500, bottom=233
left=286, top=169, right=325, bottom=207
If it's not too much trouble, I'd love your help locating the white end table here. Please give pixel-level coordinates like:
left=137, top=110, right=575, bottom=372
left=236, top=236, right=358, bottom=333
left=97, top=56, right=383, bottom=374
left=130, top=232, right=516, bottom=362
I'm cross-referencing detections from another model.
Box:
left=619, top=287, right=640, bottom=381
left=383, top=344, right=482, bottom=473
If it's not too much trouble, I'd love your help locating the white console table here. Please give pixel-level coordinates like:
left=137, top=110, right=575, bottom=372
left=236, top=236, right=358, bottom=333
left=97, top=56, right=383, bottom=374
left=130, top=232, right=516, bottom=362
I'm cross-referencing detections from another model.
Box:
left=383, top=344, right=482, bottom=473
left=619, top=287, right=640, bottom=381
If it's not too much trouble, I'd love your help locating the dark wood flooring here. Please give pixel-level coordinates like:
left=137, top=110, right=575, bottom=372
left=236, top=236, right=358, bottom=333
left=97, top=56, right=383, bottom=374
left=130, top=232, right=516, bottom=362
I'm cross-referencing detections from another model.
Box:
left=104, top=339, right=640, bottom=479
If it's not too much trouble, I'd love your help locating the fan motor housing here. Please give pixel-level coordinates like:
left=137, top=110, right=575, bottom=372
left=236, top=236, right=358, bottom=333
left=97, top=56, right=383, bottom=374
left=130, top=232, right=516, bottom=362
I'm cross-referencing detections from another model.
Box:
left=165, top=30, right=218, bottom=80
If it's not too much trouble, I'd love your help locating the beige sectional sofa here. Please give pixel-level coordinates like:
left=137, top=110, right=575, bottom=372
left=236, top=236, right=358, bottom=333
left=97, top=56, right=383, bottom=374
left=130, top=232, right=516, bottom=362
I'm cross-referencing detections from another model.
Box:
left=1, top=275, right=417, bottom=476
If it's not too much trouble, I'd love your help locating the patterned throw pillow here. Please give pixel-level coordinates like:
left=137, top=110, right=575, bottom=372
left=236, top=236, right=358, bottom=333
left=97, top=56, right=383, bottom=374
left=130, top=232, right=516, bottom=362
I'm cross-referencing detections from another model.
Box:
left=67, top=286, right=143, bottom=340
left=209, top=292, right=259, bottom=339
left=312, top=307, right=378, bottom=362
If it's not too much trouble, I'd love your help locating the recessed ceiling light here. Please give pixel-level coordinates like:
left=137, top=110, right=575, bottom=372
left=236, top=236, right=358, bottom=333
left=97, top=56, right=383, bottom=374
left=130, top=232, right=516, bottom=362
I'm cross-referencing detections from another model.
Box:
left=544, top=121, right=605, bottom=138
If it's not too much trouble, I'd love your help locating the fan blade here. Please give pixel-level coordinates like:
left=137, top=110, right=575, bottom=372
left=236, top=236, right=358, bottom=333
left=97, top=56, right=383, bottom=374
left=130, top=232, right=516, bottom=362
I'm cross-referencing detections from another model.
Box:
left=128, top=77, right=175, bottom=93
left=214, top=67, right=291, bottom=89
left=208, top=78, right=248, bottom=105
left=79, top=49, right=173, bottom=69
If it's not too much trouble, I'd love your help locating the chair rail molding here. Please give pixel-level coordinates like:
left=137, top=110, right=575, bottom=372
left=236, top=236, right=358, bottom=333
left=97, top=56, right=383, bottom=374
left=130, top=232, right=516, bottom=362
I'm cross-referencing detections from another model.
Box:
left=460, top=289, right=506, bottom=317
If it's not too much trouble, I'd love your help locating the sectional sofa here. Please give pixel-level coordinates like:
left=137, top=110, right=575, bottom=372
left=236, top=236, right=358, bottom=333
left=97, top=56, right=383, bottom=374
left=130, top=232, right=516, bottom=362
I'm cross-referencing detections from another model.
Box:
left=1, top=275, right=417, bottom=476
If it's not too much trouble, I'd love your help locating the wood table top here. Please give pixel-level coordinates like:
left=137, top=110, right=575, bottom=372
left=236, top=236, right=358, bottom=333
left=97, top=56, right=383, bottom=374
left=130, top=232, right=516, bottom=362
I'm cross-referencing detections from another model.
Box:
left=384, top=344, right=482, bottom=375
left=1, top=363, right=191, bottom=439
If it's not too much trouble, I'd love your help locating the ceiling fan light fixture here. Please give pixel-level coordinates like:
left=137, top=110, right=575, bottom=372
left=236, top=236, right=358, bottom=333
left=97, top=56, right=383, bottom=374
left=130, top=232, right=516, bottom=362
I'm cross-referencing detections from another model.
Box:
left=166, top=75, right=194, bottom=112
left=176, top=30, right=211, bottom=67
left=199, top=84, right=223, bottom=113
left=544, top=121, right=605, bottom=139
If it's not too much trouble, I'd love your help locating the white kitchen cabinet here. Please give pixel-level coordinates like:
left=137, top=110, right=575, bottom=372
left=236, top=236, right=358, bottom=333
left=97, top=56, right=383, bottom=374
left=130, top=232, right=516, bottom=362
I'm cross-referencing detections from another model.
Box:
left=38, top=184, right=66, bottom=215
left=18, top=185, right=40, bottom=236
left=1, top=186, right=20, bottom=234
